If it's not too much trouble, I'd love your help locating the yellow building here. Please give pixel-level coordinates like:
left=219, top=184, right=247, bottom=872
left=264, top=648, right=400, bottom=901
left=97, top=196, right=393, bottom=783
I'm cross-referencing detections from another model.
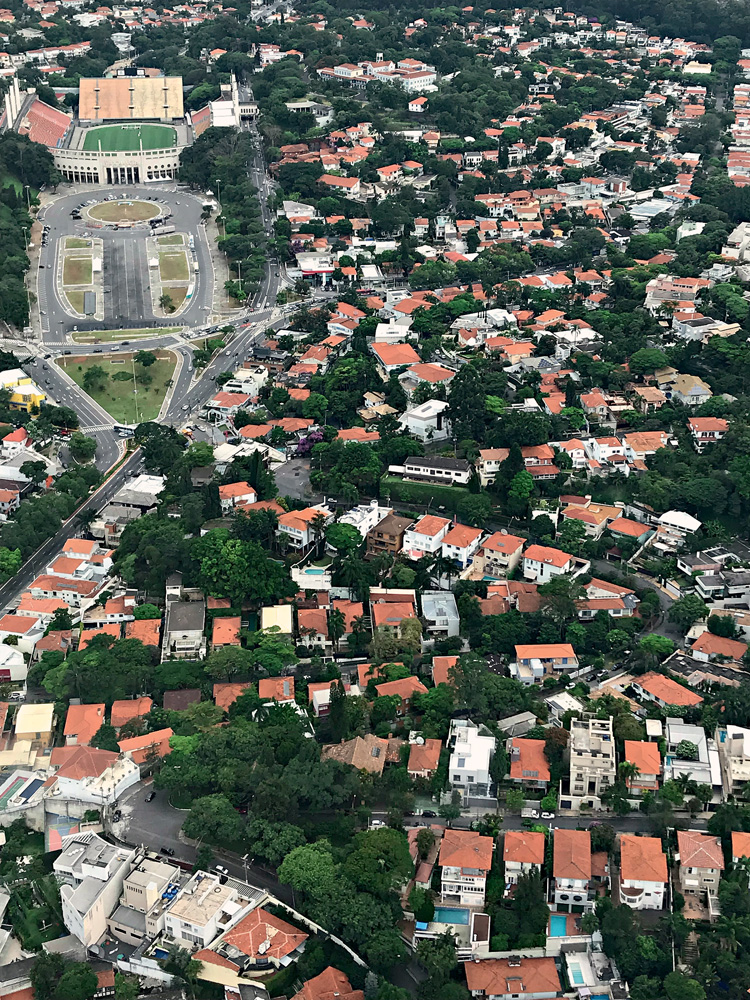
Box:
left=14, top=702, right=55, bottom=747
left=0, top=369, right=46, bottom=412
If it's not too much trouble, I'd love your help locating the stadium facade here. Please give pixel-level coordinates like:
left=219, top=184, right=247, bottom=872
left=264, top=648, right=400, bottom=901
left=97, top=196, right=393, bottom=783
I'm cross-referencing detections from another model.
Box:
left=2, top=70, right=256, bottom=186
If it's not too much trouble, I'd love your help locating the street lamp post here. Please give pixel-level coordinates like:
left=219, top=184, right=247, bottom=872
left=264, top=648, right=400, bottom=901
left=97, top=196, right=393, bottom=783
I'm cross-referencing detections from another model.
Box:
left=21, top=226, right=28, bottom=252
left=23, top=184, right=30, bottom=212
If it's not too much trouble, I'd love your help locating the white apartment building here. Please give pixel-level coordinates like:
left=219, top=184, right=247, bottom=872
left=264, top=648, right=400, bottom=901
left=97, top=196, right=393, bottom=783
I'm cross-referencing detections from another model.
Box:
left=439, top=829, right=493, bottom=906
left=619, top=835, right=667, bottom=911
left=562, top=714, right=616, bottom=810
left=55, top=833, right=137, bottom=948
left=164, top=872, right=244, bottom=949
left=716, top=725, right=750, bottom=797
left=448, top=718, right=495, bottom=800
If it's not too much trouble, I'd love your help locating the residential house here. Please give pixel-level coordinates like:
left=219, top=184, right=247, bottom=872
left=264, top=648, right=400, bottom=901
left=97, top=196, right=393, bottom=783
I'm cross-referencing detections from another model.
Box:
left=561, top=714, right=616, bottom=811
left=441, top=523, right=483, bottom=569
left=14, top=702, right=55, bottom=747
left=474, top=532, right=525, bottom=579
left=55, top=833, right=136, bottom=948
left=164, top=872, right=250, bottom=950
left=691, top=632, right=748, bottom=664
left=398, top=455, right=472, bottom=485
left=117, top=728, right=172, bottom=771
left=439, top=829, right=493, bottom=905
left=511, top=643, right=579, bottom=686
left=522, top=544, right=574, bottom=583
left=464, top=957, right=561, bottom=1000
left=619, top=835, right=667, bottom=910
left=370, top=341, right=421, bottom=373
left=553, top=828, right=593, bottom=913
left=631, top=672, right=703, bottom=710
left=663, top=717, right=718, bottom=789
left=321, top=733, right=398, bottom=776
left=206, top=906, right=308, bottom=975
left=211, top=616, right=241, bottom=652
left=577, top=578, right=639, bottom=620
left=507, top=737, right=550, bottom=788
left=399, top=399, right=451, bottom=441
left=366, top=512, right=413, bottom=557
left=49, top=746, right=140, bottom=807
left=421, top=590, right=460, bottom=640
left=292, top=968, right=364, bottom=1000
left=716, top=725, right=750, bottom=796
left=407, top=737, right=442, bottom=779
left=162, top=593, right=206, bottom=661
left=503, top=831, right=545, bottom=888
left=623, top=740, right=661, bottom=794
left=402, top=514, right=451, bottom=559
left=258, top=677, right=295, bottom=704
left=298, top=607, right=329, bottom=650
left=688, top=417, right=728, bottom=452
left=677, top=830, right=723, bottom=919
left=64, top=703, right=105, bottom=747
left=448, top=718, right=495, bottom=799
left=374, top=675, right=427, bottom=715
left=276, top=505, right=332, bottom=551
left=110, top=698, right=152, bottom=732
left=218, top=482, right=257, bottom=513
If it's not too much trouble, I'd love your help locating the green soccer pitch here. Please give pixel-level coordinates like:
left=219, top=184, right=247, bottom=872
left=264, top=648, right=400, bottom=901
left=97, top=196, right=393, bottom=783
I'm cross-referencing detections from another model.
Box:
left=82, top=124, right=178, bottom=152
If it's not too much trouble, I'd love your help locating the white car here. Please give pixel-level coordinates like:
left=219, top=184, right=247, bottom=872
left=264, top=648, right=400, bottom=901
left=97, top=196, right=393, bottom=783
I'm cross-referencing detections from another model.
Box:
left=369, top=819, right=386, bottom=829
left=214, top=865, right=229, bottom=875
left=541, top=811, right=555, bottom=819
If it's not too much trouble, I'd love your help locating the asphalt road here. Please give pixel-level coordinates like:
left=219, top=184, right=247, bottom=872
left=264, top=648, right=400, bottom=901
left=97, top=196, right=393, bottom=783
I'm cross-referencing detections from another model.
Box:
left=0, top=446, right=143, bottom=610
left=37, top=187, right=214, bottom=339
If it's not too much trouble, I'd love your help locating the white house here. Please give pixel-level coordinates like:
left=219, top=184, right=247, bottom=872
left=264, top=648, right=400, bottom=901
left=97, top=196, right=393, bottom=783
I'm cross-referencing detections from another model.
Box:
left=503, top=830, right=545, bottom=888
left=522, top=544, right=574, bottom=583
left=552, top=828, right=593, bottom=912
left=441, top=523, right=483, bottom=568
left=619, top=834, right=667, bottom=910
left=399, top=399, right=451, bottom=441
left=403, top=514, right=451, bottom=559
left=439, top=829, right=493, bottom=906
left=448, top=718, right=495, bottom=799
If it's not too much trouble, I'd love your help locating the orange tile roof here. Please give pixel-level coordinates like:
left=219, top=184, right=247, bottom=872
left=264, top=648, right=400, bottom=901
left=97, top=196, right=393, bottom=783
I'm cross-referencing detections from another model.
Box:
left=64, top=703, right=105, bottom=745
left=432, top=655, right=459, bottom=687
left=691, top=632, right=747, bottom=660
left=442, top=524, right=482, bottom=548
left=371, top=342, right=421, bottom=366
left=620, top=834, right=667, bottom=883
left=439, top=829, right=493, bottom=871
left=677, top=830, right=724, bottom=870
left=509, top=737, right=550, bottom=782
left=258, top=677, right=295, bottom=702
left=465, top=958, right=560, bottom=997
left=554, top=828, right=591, bottom=880
left=523, top=544, right=572, bottom=568
left=515, top=642, right=576, bottom=661
left=482, top=531, right=525, bottom=555
left=213, top=682, right=250, bottom=711
left=51, top=745, right=119, bottom=781
left=608, top=516, right=652, bottom=538
left=407, top=737, right=441, bottom=774
left=731, top=830, right=750, bottom=860
left=111, top=697, right=152, bottom=729
left=117, top=727, right=173, bottom=764
left=411, top=514, right=451, bottom=537
left=125, top=618, right=161, bottom=646
left=211, top=616, right=241, bottom=647
left=292, top=967, right=364, bottom=1000
left=503, top=830, right=545, bottom=866
left=624, top=740, right=661, bottom=775
left=375, top=676, right=427, bottom=700
left=635, top=672, right=703, bottom=706
left=222, top=907, right=308, bottom=960
left=79, top=623, right=121, bottom=649
left=372, top=602, right=416, bottom=628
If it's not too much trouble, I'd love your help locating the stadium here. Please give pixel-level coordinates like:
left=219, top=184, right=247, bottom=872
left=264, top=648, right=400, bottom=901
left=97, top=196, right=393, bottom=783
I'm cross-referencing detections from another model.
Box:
left=2, top=70, right=257, bottom=186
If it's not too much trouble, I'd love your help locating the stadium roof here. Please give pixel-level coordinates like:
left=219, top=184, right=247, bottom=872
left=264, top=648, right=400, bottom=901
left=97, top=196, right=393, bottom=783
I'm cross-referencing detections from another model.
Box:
left=79, top=76, right=183, bottom=121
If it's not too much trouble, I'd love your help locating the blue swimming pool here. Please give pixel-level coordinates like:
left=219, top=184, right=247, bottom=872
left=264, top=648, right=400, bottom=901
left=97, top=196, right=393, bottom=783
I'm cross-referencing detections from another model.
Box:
left=302, top=567, right=326, bottom=575
left=549, top=914, right=568, bottom=937
left=153, top=947, right=170, bottom=961
left=591, top=995, right=609, bottom=1000
left=433, top=906, right=470, bottom=925
left=569, top=962, right=584, bottom=986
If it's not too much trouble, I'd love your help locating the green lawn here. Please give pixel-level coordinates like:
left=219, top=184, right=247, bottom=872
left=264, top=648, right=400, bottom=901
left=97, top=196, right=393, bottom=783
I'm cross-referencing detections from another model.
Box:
left=159, top=250, right=189, bottom=282
left=158, top=234, right=184, bottom=246
left=82, top=123, right=177, bottom=151
left=65, top=237, right=91, bottom=249
left=63, top=255, right=92, bottom=285
left=66, top=290, right=86, bottom=314
left=163, top=285, right=188, bottom=311
left=61, top=351, right=177, bottom=423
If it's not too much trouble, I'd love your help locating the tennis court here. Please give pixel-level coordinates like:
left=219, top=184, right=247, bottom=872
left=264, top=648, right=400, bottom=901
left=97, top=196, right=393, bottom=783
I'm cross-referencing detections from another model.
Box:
left=82, top=124, right=177, bottom=152
left=0, top=774, right=26, bottom=808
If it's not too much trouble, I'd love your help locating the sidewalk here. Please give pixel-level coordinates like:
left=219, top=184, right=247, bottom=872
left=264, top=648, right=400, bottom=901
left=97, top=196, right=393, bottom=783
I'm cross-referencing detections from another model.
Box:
left=205, top=213, right=242, bottom=321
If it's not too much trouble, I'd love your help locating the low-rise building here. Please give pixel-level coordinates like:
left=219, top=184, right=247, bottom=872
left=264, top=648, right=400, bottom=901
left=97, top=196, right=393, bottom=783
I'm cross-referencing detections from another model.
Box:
left=631, top=672, right=704, bottom=710
left=464, top=957, right=561, bottom=1000
left=421, top=590, right=460, bottom=640
left=553, top=828, right=593, bottom=913
left=448, top=718, right=495, bottom=799
left=619, top=834, right=667, bottom=910
left=439, top=828, right=493, bottom=906
left=507, top=737, right=550, bottom=788
left=510, top=643, right=578, bottom=685
left=522, top=544, right=574, bottom=583
left=502, top=830, right=545, bottom=888
left=399, top=399, right=451, bottom=441
left=677, top=830, right=723, bottom=919
left=407, top=737, right=442, bottom=779
left=716, top=725, right=750, bottom=796
left=473, top=532, right=525, bottom=579
left=623, top=740, right=661, bottom=794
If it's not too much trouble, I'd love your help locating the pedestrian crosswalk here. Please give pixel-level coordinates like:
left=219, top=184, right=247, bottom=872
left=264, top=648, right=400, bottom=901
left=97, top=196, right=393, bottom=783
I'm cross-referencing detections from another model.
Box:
left=80, top=423, right=115, bottom=432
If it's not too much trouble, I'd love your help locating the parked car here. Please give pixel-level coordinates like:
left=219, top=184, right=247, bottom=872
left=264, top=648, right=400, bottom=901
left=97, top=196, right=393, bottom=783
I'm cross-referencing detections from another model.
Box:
left=145, top=791, right=155, bottom=802
left=215, top=864, right=229, bottom=875
left=541, top=811, right=555, bottom=819
left=160, top=846, right=176, bottom=857
left=421, top=809, right=437, bottom=818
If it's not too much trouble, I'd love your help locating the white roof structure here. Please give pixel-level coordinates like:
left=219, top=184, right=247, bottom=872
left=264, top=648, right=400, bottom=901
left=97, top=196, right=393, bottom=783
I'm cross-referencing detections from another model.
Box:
left=659, top=510, right=702, bottom=533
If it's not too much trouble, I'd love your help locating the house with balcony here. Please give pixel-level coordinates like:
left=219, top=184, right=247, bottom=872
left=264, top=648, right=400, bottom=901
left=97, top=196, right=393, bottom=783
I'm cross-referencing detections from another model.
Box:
left=663, top=717, right=719, bottom=789
left=507, top=737, right=550, bottom=788
left=448, top=718, right=495, bottom=799
left=399, top=399, right=451, bottom=441
left=441, top=523, right=483, bottom=569
left=677, top=830, right=723, bottom=920
left=421, top=590, right=460, bottom=640
left=522, top=544, right=574, bottom=583
left=439, top=828, right=493, bottom=905
left=552, top=828, right=593, bottom=913
left=276, top=505, right=333, bottom=552
left=402, top=514, right=452, bottom=559
left=688, top=416, right=728, bottom=452
left=576, top=578, right=639, bottom=620
left=623, top=740, right=661, bottom=794
left=560, top=715, right=616, bottom=811
left=619, top=834, right=667, bottom=910
left=510, top=643, right=578, bottom=686
left=502, top=831, right=545, bottom=889
left=731, top=831, right=750, bottom=867
left=716, top=725, right=750, bottom=796
left=163, top=872, right=252, bottom=950
left=396, top=455, right=473, bottom=485
left=473, top=532, right=525, bottom=579
left=476, top=448, right=510, bottom=487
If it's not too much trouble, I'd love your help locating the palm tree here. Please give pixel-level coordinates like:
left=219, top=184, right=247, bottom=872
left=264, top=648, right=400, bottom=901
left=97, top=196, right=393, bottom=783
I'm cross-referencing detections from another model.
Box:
left=715, top=914, right=749, bottom=953
left=430, top=552, right=456, bottom=589
left=310, top=512, right=328, bottom=559
left=618, top=761, right=640, bottom=786
left=328, top=608, right=345, bottom=652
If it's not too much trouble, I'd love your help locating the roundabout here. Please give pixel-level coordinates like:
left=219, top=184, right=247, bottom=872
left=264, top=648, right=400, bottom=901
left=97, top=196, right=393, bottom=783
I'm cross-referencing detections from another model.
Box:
left=86, top=200, right=161, bottom=223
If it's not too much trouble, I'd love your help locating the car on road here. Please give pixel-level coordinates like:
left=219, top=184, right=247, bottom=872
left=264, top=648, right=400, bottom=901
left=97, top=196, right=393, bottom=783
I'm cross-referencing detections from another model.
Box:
left=160, top=846, right=176, bottom=857
left=112, top=810, right=121, bottom=823
left=369, top=819, right=385, bottom=829
left=215, top=865, right=229, bottom=875
left=145, top=791, right=156, bottom=802
left=541, top=811, right=555, bottom=819
left=421, top=809, right=437, bottom=818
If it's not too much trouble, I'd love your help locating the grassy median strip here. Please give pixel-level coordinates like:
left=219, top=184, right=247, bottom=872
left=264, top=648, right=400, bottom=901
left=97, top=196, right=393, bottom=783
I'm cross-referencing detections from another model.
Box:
left=60, top=351, right=177, bottom=423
